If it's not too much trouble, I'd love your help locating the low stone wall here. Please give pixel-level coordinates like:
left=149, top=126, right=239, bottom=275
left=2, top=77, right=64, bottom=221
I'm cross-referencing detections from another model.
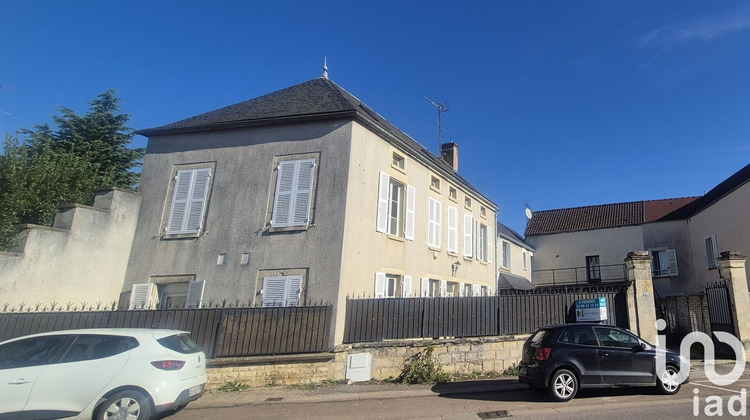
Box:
left=207, top=334, right=529, bottom=389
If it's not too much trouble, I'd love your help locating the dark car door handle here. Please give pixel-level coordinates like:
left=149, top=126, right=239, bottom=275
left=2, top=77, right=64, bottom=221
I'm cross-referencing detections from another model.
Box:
left=600, top=353, right=609, bottom=357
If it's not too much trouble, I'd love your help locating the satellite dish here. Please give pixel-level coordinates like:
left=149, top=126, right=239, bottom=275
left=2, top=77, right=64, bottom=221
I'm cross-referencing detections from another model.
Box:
left=525, top=204, right=533, bottom=220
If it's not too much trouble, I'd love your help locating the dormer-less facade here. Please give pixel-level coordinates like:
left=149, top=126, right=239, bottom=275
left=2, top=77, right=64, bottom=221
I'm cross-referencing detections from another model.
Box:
left=123, top=77, right=497, bottom=344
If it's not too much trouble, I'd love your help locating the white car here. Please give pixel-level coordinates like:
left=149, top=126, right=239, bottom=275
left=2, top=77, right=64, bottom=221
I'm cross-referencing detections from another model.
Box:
left=0, top=328, right=207, bottom=420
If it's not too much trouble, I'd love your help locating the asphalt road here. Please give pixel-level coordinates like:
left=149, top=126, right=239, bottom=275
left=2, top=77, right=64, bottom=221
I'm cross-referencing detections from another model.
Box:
left=172, top=363, right=750, bottom=419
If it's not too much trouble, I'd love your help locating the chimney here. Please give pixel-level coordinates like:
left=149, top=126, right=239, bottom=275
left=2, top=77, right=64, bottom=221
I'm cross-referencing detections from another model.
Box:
left=441, top=142, right=459, bottom=171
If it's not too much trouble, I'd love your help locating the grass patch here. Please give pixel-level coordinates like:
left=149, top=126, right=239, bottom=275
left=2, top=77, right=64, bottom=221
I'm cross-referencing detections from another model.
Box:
left=217, top=381, right=249, bottom=392
left=502, top=363, right=520, bottom=376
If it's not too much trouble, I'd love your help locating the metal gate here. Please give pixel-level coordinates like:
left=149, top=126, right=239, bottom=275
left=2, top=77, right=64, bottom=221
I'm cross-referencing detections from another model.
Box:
left=706, top=281, right=736, bottom=356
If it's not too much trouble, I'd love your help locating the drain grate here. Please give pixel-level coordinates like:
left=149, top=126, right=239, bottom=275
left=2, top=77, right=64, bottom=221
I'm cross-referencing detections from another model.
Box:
left=477, top=410, right=511, bottom=419
left=265, top=397, right=284, bottom=402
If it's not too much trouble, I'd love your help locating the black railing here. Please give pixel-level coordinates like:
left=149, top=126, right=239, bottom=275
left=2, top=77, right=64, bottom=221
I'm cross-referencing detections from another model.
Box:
left=532, top=264, right=628, bottom=287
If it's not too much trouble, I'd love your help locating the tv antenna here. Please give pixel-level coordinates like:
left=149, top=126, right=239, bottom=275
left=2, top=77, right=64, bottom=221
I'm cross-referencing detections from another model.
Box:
left=422, top=95, right=449, bottom=153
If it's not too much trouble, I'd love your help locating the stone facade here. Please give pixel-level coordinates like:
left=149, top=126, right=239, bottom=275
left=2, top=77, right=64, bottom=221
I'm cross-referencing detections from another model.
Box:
left=206, top=335, right=529, bottom=389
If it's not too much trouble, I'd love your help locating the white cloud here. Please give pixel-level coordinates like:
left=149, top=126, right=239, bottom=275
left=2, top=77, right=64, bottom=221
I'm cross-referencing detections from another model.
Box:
left=638, top=12, right=750, bottom=48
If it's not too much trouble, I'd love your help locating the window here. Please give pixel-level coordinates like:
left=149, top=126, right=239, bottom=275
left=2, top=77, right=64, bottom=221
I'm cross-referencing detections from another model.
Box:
left=392, top=152, right=405, bottom=170
left=0, top=336, right=69, bottom=369
left=594, top=326, right=641, bottom=349
left=377, top=172, right=414, bottom=240
left=165, top=167, right=213, bottom=235
left=375, top=273, right=412, bottom=298
left=262, top=275, right=302, bottom=306
left=60, top=335, right=139, bottom=363
left=586, top=255, right=601, bottom=282
left=129, top=280, right=205, bottom=309
left=449, top=186, right=457, bottom=201
left=240, top=253, right=251, bottom=265
left=420, top=278, right=441, bottom=297
left=271, top=159, right=316, bottom=228
left=463, top=283, right=472, bottom=297
left=559, top=326, right=597, bottom=346
left=463, top=215, right=474, bottom=258
left=480, top=206, right=487, bottom=219
left=430, top=176, right=441, bottom=191
left=447, top=207, right=458, bottom=253
left=650, top=249, right=678, bottom=277
left=705, top=235, right=719, bottom=269
left=428, top=198, right=441, bottom=248
left=445, top=281, right=459, bottom=297
left=502, top=241, right=511, bottom=268
left=477, top=223, right=492, bottom=263
left=523, top=251, right=528, bottom=270
left=217, top=253, right=227, bottom=265
left=464, top=197, right=472, bottom=209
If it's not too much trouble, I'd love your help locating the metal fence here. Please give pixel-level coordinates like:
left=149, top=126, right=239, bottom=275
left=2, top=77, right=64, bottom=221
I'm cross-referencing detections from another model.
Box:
left=0, top=306, right=332, bottom=358
left=343, top=283, right=630, bottom=343
left=532, top=264, right=628, bottom=286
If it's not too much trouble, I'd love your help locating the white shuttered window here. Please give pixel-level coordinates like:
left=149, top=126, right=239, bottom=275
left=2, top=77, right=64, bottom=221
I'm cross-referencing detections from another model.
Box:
left=447, top=206, right=458, bottom=253
left=272, top=159, right=315, bottom=228
left=428, top=198, right=441, bottom=248
left=262, top=276, right=302, bottom=306
left=166, top=168, right=212, bottom=234
left=463, top=215, right=474, bottom=258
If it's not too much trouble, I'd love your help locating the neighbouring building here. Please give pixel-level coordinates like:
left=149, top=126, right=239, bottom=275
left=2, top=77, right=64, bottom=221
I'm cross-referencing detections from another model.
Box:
left=525, top=162, right=750, bottom=297
left=496, top=222, right=535, bottom=290
left=122, top=75, right=498, bottom=344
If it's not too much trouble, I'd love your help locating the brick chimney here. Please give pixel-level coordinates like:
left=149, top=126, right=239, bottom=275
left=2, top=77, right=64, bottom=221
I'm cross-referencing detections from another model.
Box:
left=441, top=142, right=459, bottom=171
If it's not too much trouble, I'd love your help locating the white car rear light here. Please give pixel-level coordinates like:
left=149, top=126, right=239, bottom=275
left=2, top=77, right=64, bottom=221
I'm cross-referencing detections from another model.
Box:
left=151, top=360, right=185, bottom=370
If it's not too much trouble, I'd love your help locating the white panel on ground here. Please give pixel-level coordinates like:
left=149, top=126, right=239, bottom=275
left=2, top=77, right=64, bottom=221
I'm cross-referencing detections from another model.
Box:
left=346, top=353, right=372, bottom=382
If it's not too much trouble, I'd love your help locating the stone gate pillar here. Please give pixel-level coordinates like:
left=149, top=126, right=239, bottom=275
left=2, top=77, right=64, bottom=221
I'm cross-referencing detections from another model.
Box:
left=717, top=251, right=750, bottom=357
left=625, top=251, right=658, bottom=344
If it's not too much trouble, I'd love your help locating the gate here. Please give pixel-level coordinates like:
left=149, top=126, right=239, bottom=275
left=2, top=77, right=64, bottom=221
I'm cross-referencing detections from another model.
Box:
left=706, top=281, right=736, bottom=356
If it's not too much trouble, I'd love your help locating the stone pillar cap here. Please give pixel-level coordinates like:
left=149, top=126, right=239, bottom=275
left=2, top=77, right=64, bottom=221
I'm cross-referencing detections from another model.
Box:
left=719, top=251, right=747, bottom=260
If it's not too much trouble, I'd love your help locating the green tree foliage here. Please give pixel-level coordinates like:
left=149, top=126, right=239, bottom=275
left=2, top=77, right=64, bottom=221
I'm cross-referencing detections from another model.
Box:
left=0, top=91, right=143, bottom=250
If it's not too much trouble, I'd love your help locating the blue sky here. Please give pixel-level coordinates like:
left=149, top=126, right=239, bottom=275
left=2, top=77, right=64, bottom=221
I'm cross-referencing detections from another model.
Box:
left=3, top=1, right=750, bottom=235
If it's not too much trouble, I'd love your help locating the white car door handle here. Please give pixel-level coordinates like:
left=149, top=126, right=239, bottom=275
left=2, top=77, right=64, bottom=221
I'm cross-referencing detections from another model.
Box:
left=9, top=379, right=32, bottom=385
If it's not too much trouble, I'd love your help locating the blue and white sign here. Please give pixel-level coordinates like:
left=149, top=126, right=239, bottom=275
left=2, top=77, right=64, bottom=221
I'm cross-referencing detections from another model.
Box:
left=575, top=297, right=608, bottom=322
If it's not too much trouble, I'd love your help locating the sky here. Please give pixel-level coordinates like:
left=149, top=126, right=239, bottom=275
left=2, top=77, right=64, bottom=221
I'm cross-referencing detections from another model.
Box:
left=2, top=1, right=750, bottom=235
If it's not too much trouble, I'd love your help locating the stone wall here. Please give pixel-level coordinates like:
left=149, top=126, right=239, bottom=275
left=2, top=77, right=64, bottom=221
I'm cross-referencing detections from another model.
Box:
left=206, top=334, right=529, bottom=389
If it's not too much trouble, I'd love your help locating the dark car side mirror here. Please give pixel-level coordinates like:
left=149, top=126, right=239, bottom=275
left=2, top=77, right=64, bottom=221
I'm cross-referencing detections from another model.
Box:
left=632, top=343, right=646, bottom=352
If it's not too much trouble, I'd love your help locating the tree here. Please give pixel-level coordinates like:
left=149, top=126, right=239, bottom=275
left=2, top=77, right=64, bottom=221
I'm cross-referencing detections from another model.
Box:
left=0, top=91, right=144, bottom=250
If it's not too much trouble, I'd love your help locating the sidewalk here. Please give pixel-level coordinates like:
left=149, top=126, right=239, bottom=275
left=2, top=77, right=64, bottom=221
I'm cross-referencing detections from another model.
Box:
left=187, top=359, right=737, bottom=410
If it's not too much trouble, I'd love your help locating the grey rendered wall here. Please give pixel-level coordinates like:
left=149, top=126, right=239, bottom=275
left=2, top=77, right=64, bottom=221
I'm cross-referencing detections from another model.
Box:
left=122, top=120, right=352, bottom=308
left=642, top=219, right=698, bottom=296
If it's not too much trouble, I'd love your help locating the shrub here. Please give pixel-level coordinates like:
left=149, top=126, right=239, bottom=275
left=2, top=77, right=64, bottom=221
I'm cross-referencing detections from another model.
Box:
left=396, top=346, right=452, bottom=384
left=217, top=381, right=249, bottom=392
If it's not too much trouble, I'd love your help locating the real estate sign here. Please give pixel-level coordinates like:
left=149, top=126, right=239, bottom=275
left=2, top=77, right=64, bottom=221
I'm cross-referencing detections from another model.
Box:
left=575, top=297, right=607, bottom=322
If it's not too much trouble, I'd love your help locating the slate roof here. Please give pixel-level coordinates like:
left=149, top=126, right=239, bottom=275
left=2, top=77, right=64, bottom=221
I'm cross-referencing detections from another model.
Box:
left=526, top=162, right=750, bottom=236
left=138, top=77, right=497, bottom=209
left=497, top=222, right=534, bottom=251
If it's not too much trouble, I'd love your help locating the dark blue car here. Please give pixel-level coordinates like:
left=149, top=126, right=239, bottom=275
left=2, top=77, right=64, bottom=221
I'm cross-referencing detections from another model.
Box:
left=518, top=324, right=688, bottom=401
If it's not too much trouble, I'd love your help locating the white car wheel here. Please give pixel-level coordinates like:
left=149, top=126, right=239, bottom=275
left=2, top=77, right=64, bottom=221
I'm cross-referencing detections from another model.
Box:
left=97, top=390, right=152, bottom=420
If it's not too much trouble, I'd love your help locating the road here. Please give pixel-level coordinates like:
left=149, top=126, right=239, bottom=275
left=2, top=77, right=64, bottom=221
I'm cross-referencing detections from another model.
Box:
left=173, top=366, right=750, bottom=419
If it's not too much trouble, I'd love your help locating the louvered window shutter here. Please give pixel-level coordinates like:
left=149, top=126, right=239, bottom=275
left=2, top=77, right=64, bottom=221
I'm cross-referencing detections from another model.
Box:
left=185, top=169, right=211, bottom=233
left=376, top=172, right=390, bottom=233
left=667, top=249, right=679, bottom=276
left=185, top=280, right=205, bottom=308
left=428, top=198, right=441, bottom=248
left=262, top=276, right=287, bottom=307
left=464, top=215, right=474, bottom=257
left=129, top=283, right=155, bottom=309
left=405, top=185, right=415, bottom=240
left=487, top=225, right=493, bottom=263
left=421, top=278, right=430, bottom=297
left=403, top=275, right=412, bottom=297
left=374, top=272, right=386, bottom=298
left=291, top=160, right=315, bottom=226
left=271, top=162, right=296, bottom=228
left=459, top=283, right=465, bottom=297
left=440, top=280, right=447, bottom=297
left=167, top=170, right=194, bottom=234
left=447, top=207, right=458, bottom=253
left=472, top=284, right=480, bottom=297
left=286, top=276, right=302, bottom=306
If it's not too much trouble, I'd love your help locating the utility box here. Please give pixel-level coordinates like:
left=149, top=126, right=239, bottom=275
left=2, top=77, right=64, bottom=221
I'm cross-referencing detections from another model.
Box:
left=346, top=353, right=372, bottom=383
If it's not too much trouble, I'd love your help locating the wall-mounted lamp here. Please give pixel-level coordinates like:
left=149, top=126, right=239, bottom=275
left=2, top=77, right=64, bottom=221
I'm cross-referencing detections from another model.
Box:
left=451, top=261, right=461, bottom=277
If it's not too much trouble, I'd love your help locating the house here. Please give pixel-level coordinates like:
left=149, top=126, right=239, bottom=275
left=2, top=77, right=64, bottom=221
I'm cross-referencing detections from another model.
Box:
left=496, top=222, right=535, bottom=290
left=525, top=162, right=750, bottom=297
left=122, top=75, right=498, bottom=344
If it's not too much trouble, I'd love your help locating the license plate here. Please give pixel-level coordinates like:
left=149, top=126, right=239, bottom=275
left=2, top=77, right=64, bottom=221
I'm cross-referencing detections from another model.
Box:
left=188, top=384, right=204, bottom=397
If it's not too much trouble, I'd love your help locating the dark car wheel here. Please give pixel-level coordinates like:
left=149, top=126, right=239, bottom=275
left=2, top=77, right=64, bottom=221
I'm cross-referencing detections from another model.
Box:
left=657, top=365, right=682, bottom=395
left=548, top=368, right=578, bottom=402
left=96, top=390, right=153, bottom=420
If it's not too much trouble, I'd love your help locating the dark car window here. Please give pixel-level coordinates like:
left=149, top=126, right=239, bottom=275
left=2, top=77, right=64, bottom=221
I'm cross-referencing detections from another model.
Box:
left=0, top=335, right=69, bottom=369
left=559, top=326, right=598, bottom=346
left=59, top=335, right=139, bottom=363
left=157, top=333, right=200, bottom=354
left=529, top=329, right=548, bottom=346
left=594, top=327, right=640, bottom=348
